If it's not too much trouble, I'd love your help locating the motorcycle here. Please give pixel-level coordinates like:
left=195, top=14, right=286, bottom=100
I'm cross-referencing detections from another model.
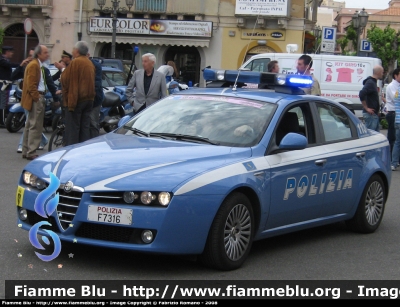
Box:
left=5, top=86, right=61, bottom=133
left=100, top=86, right=130, bottom=133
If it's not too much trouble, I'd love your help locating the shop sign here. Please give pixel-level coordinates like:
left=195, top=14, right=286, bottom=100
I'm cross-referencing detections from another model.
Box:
left=235, top=0, right=288, bottom=17
left=89, top=18, right=213, bottom=38
left=241, top=30, right=285, bottom=40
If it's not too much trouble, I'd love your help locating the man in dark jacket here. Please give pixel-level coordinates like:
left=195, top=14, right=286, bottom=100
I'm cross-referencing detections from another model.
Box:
left=88, top=55, right=104, bottom=138
left=0, top=46, right=19, bottom=126
left=359, top=65, right=384, bottom=132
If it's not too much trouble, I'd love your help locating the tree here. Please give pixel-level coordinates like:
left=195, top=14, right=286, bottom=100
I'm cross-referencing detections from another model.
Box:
left=337, top=37, right=349, bottom=55
left=367, top=24, right=400, bottom=80
left=345, top=24, right=358, bottom=51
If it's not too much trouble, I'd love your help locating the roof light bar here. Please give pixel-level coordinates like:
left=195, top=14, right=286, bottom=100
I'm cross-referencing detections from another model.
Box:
left=203, top=69, right=313, bottom=89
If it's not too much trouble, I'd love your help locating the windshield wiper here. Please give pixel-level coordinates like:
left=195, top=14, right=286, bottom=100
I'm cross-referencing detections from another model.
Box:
left=149, top=133, right=219, bottom=145
left=123, top=126, right=149, bottom=137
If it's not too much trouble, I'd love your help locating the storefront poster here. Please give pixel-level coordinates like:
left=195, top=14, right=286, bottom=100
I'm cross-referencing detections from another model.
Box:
left=235, top=0, right=288, bottom=16
left=322, top=60, right=368, bottom=84
left=89, top=17, right=212, bottom=38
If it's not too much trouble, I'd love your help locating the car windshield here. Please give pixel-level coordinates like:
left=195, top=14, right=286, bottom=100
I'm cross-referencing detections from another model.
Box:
left=103, top=71, right=127, bottom=86
left=116, top=95, right=277, bottom=147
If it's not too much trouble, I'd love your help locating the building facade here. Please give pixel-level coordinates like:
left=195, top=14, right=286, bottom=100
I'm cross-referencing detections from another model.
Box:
left=0, top=0, right=76, bottom=63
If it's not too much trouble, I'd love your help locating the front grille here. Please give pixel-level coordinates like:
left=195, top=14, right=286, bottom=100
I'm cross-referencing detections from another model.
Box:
left=76, top=222, right=135, bottom=243
left=57, top=189, right=82, bottom=230
left=26, top=210, right=59, bottom=233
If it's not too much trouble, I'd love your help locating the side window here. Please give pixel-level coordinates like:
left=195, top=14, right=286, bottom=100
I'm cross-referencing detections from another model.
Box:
left=245, top=58, right=271, bottom=72
left=275, top=103, right=316, bottom=146
left=101, top=74, right=109, bottom=88
left=317, top=103, right=353, bottom=142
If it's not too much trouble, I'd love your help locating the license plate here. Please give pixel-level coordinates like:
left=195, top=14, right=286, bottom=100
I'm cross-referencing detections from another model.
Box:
left=16, top=186, right=25, bottom=207
left=87, top=205, right=133, bottom=225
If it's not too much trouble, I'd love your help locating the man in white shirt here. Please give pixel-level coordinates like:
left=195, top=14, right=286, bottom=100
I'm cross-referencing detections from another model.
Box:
left=383, top=68, right=400, bottom=154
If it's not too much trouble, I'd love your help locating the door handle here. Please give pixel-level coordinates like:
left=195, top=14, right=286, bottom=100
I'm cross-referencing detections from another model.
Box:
left=315, top=159, right=327, bottom=166
left=253, top=171, right=265, bottom=177
left=356, top=152, right=365, bottom=158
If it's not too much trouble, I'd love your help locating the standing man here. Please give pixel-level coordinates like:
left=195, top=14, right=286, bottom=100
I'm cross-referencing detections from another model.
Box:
left=296, top=54, right=321, bottom=96
left=0, top=46, right=19, bottom=127
left=126, top=53, right=167, bottom=113
left=383, top=68, right=400, bottom=153
left=20, top=45, right=50, bottom=160
left=12, top=47, right=60, bottom=153
left=359, top=65, right=384, bottom=132
left=61, top=41, right=95, bottom=146
left=52, top=50, right=73, bottom=82
left=390, top=84, right=400, bottom=171
left=88, top=54, right=104, bottom=138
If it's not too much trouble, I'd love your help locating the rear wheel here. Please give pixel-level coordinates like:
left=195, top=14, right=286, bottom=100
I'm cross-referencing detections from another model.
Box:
left=345, top=174, right=386, bottom=233
left=198, top=192, right=254, bottom=271
left=51, top=114, right=61, bottom=132
left=5, top=112, right=25, bottom=133
left=48, top=125, right=65, bottom=152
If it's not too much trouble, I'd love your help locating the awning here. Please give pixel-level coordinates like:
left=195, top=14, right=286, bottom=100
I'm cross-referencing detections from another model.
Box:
left=90, top=35, right=210, bottom=48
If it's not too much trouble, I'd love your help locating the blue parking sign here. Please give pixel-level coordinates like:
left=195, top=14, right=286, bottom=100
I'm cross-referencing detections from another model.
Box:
left=361, top=40, right=372, bottom=52
left=323, top=27, right=335, bottom=40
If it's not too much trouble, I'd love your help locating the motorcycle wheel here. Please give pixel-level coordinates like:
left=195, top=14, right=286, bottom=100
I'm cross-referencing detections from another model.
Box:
left=48, top=125, right=65, bottom=152
left=5, top=112, right=25, bottom=133
left=52, top=114, right=61, bottom=132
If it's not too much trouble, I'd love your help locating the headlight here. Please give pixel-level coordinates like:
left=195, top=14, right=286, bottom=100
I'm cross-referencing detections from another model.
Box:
left=23, top=171, right=32, bottom=185
left=123, top=192, right=137, bottom=204
left=140, top=191, right=156, bottom=205
left=158, top=192, right=171, bottom=206
left=36, top=178, right=47, bottom=190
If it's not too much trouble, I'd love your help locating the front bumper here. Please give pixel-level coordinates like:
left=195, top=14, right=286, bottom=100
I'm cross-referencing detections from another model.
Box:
left=17, top=184, right=223, bottom=255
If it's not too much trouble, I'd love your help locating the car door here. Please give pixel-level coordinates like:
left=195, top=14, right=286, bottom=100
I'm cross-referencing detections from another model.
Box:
left=314, top=102, right=364, bottom=216
left=264, top=102, right=326, bottom=230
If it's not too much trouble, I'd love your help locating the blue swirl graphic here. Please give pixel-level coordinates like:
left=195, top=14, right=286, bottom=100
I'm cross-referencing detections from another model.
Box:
left=29, top=171, right=62, bottom=262
left=34, top=172, right=60, bottom=218
left=28, top=221, right=62, bottom=262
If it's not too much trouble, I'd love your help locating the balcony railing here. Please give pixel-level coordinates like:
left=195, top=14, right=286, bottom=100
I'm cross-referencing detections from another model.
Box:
left=95, top=0, right=204, bottom=15
left=135, top=0, right=166, bottom=13
left=1, top=0, right=52, bottom=5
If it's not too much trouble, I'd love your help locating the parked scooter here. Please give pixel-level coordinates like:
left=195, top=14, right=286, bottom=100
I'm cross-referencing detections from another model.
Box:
left=6, top=85, right=61, bottom=133
left=100, top=86, right=130, bottom=133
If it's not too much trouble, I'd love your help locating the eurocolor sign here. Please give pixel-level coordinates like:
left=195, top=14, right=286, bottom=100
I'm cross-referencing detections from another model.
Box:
left=89, top=18, right=213, bottom=38
left=235, top=0, right=288, bottom=16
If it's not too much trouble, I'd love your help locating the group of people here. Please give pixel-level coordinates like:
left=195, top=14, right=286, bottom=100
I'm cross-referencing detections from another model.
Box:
left=0, top=42, right=104, bottom=160
left=264, top=54, right=322, bottom=96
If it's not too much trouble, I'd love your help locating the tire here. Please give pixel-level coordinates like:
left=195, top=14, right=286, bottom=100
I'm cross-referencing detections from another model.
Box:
left=48, top=126, right=65, bottom=152
left=198, top=192, right=255, bottom=271
left=5, top=112, right=25, bottom=133
left=52, top=114, right=61, bottom=132
left=345, top=174, right=386, bottom=234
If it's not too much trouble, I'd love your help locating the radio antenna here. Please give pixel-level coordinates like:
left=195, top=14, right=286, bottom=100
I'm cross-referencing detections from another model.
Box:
left=233, top=10, right=262, bottom=91
left=301, top=35, right=322, bottom=76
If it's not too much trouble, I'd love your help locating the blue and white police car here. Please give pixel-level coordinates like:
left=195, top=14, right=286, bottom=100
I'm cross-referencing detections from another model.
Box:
left=16, top=69, right=391, bottom=271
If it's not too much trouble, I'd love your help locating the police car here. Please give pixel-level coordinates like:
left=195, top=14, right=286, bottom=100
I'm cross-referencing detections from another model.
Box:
left=16, top=69, right=391, bottom=271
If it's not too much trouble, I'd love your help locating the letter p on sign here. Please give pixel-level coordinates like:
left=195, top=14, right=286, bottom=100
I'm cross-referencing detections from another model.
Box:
left=324, top=28, right=334, bottom=40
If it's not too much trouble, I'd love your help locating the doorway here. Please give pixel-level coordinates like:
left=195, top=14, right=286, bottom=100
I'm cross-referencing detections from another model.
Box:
left=164, top=46, right=201, bottom=85
left=3, top=23, right=39, bottom=62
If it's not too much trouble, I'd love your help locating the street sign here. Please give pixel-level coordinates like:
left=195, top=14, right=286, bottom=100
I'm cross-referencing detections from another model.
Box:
left=360, top=39, right=373, bottom=52
left=321, top=26, right=337, bottom=54
left=24, top=18, right=33, bottom=35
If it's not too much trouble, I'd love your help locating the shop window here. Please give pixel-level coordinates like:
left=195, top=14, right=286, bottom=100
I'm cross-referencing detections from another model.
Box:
left=168, top=15, right=178, bottom=20
left=136, top=0, right=166, bottom=12
left=185, top=15, right=196, bottom=21
left=165, top=46, right=201, bottom=85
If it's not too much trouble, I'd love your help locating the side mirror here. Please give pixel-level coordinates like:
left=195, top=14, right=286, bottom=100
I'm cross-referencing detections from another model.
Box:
left=279, top=133, right=307, bottom=151
left=118, top=115, right=132, bottom=128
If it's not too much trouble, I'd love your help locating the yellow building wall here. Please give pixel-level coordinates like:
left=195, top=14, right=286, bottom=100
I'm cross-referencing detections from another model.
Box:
left=221, top=28, right=305, bottom=69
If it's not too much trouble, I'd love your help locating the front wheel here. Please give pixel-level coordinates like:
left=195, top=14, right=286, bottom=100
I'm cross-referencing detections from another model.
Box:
left=48, top=125, right=65, bottom=152
left=345, top=174, right=386, bottom=233
left=198, top=192, right=255, bottom=271
left=6, top=112, right=25, bottom=133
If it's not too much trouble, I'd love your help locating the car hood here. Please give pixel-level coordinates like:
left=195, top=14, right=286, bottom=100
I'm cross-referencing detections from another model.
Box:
left=25, top=133, right=252, bottom=192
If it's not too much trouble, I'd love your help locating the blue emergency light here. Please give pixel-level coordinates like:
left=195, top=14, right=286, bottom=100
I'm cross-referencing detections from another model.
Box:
left=203, top=69, right=313, bottom=89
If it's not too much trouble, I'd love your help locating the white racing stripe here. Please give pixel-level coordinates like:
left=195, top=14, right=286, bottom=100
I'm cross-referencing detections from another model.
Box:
left=174, top=134, right=389, bottom=195
left=84, top=161, right=184, bottom=191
